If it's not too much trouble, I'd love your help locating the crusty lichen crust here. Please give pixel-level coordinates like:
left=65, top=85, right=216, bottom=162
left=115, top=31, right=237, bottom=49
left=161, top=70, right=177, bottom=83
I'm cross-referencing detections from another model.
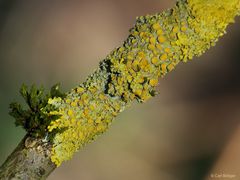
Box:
left=46, top=0, right=240, bottom=166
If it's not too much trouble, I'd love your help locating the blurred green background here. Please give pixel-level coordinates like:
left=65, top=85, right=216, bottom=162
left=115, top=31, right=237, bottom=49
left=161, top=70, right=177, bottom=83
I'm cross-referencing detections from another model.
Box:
left=0, top=0, right=240, bottom=179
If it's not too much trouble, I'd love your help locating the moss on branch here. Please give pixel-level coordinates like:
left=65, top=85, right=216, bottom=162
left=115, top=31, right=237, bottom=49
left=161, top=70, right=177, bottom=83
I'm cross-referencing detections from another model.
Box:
left=9, top=84, right=66, bottom=138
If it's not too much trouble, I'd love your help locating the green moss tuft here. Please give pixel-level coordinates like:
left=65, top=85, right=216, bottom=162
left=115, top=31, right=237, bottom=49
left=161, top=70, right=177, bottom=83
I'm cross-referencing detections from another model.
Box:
left=9, top=83, right=66, bottom=138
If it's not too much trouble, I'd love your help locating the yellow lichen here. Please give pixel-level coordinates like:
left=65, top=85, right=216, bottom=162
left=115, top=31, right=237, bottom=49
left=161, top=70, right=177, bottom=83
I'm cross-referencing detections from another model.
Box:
left=149, top=79, right=159, bottom=87
left=160, top=53, right=168, bottom=61
left=47, top=0, right=240, bottom=166
left=158, top=36, right=166, bottom=43
left=152, top=23, right=161, bottom=30
left=151, top=57, right=159, bottom=65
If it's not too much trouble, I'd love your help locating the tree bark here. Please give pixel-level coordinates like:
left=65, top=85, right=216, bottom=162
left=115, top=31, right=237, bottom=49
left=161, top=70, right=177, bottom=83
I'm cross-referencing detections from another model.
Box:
left=0, top=134, right=56, bottom=180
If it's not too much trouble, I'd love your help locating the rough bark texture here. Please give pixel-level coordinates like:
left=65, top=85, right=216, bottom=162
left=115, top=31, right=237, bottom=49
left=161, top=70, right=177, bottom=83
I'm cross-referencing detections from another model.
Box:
left=0, top=134, right=56, bottom=180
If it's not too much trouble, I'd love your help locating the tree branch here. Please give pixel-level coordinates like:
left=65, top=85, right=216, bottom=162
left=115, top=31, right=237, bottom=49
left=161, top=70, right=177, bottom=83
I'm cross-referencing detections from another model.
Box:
left=0, top=135, right=55, bottom=179
left=0, top=0, right=239, bottom=179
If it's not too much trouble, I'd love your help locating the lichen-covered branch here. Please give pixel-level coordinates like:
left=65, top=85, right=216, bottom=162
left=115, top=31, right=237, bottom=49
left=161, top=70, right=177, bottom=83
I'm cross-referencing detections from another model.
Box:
left=48, top=0, right=240, bottom=166
left=0, top=0, right=239, bottom=179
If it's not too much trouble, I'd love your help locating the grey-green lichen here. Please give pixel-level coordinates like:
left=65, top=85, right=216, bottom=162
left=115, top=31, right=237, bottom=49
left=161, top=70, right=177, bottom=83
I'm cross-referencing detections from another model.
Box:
left=11, top=0, right=240, bottom=166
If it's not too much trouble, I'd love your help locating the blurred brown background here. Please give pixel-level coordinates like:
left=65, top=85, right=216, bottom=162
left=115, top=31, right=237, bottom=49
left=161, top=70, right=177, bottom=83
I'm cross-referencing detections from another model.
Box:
left=0, top=0, right=240, bottom=180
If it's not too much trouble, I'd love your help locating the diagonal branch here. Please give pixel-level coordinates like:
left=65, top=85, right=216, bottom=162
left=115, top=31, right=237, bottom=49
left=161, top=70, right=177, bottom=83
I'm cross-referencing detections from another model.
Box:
left=0, top=0, right=239, bottom=179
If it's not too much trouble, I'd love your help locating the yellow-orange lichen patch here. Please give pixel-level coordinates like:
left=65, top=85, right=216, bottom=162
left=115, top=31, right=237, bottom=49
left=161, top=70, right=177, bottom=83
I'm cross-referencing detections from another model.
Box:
left=158, top=36, right=166, bottom=43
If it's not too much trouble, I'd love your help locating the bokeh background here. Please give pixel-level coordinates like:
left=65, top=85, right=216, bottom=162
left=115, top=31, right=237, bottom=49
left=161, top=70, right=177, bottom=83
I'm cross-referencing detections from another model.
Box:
left=0, top=0, right=240, bottom=180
